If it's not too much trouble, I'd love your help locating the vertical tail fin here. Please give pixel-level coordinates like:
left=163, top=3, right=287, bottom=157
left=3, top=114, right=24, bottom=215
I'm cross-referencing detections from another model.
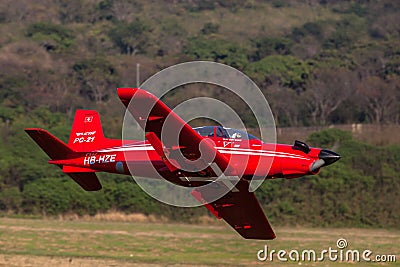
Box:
left=68, top=110, right=107, bottom=152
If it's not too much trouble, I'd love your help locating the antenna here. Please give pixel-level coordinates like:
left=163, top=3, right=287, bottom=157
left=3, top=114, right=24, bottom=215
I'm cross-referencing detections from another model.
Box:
left=136, top=63, right=140, bottom=88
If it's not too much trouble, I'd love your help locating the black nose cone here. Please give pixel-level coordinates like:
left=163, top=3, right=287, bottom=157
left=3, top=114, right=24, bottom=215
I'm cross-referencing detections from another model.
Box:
left=319, top=149, right=341, bottom=166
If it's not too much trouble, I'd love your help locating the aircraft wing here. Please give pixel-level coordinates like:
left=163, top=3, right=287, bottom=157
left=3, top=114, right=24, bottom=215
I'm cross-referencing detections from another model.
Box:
left=193, top=179, right=276, bottom=239
left=118, top=88, right=275, bottom=239
left=118, top=88, right=235, bottom=175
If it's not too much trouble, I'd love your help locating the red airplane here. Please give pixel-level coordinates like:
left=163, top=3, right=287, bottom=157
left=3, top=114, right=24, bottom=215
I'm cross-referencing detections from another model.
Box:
left=25, top=88, right=340, bottom=240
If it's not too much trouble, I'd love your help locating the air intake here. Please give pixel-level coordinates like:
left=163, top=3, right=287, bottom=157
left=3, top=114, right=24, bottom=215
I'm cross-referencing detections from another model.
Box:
left=292, top=140, right=310, bottom=154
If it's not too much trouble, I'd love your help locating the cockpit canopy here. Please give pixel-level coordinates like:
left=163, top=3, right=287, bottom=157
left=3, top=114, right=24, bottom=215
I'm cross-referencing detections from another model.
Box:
left=193, top=126, right=260, bottom=141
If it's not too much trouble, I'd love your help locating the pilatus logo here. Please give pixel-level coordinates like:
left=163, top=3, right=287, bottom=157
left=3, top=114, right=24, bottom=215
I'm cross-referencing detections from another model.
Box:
left=84, top=116, right=93, bottom=123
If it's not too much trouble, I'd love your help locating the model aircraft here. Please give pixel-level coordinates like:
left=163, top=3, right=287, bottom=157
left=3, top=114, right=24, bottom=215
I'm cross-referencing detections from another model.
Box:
left=25, top=88, right=340, bottom=240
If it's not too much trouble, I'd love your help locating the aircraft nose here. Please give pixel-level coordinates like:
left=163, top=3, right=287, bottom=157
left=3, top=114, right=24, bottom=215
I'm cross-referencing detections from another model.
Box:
left=318, top=149, right=341, bottom=166
left=310, top=149, right=341, bottom=172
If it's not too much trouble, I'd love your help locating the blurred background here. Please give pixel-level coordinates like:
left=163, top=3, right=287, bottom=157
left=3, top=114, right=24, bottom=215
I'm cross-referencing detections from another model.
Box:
left=0, top=0, right=398, bottom=255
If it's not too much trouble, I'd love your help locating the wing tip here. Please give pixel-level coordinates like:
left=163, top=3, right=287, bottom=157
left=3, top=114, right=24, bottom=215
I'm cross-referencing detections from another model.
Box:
left=242, top=232, right=276, bottom=240
left=24, top=127, right=45, bottom=133
left=117, top=87, right=139, bottom=105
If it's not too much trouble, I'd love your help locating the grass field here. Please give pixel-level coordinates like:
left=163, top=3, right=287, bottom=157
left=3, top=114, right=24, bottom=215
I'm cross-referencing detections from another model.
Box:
left=0, top=217, right=398, bottom=266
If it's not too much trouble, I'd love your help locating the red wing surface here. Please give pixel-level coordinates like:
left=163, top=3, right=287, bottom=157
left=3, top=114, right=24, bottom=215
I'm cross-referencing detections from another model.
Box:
left=118, top=88, right=235, bottom=175
left=193, top=179, right=276, bottom=240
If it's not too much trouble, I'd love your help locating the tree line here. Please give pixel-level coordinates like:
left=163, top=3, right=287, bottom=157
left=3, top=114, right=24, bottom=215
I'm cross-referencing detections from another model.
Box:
left=0, top=0, right=398, bottom=127
left=0, top=0, right=399, bottom=226
left=0, top=113, right=399, bottom=228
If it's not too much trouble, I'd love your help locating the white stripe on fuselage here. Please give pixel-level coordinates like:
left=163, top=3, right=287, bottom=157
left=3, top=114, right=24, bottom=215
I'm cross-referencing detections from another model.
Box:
left=95, top=144, right=310, bottom=160
left=218, top=150, right=309, bottom=159
left=217, top=146, right=307, bottom=157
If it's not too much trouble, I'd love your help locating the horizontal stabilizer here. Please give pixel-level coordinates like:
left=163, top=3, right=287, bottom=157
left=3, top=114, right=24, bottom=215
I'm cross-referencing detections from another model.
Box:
left=67, top=172, right=102, bottom=191
left=25, top=128, right=102, bottom=191
left=25, top=128, right=74, bottom=160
